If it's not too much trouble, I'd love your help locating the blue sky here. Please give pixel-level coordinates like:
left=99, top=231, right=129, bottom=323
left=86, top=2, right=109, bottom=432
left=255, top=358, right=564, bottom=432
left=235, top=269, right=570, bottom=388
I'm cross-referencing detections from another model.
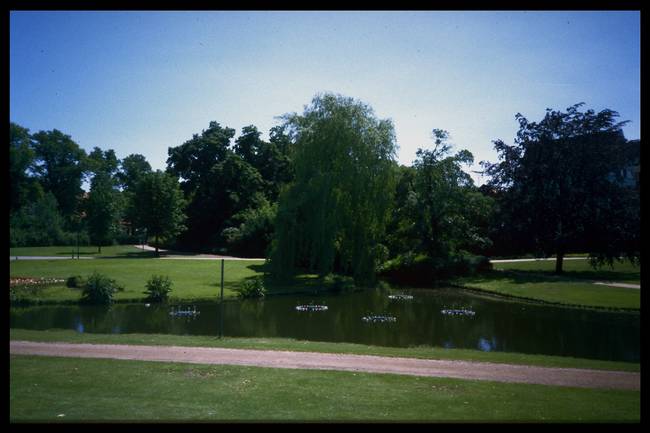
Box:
left=10, top=11, right=640, bottom=186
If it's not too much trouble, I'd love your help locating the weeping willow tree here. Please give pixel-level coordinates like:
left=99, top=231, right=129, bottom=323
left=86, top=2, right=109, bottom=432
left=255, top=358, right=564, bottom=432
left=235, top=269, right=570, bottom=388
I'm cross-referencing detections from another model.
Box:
left=269, top=93, right=397, bottom=285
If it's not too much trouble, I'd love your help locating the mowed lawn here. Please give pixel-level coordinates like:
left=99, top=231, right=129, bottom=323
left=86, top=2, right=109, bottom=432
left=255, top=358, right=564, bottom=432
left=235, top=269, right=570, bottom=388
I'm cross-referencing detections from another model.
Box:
left=10, top=258, right=267, bottom=302
left=492, top=259, right=641, bottom=285
left=455, top=259, right=640, bottom=309
left=9, top=245, right=149, bottom=258
left=9, top=354, right=640, bottom=422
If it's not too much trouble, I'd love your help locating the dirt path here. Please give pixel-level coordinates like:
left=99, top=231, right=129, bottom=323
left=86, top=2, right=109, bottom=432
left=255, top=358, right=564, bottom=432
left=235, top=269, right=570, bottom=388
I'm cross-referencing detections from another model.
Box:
left=133, top=245, right=263, bottom=260
left=10, top=341, right=639, bottom=390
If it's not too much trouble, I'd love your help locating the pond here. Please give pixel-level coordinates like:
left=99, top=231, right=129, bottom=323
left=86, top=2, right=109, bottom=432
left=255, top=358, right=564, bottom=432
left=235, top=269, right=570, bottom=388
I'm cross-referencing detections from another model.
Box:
left=10, top=286, right=640, bottom=363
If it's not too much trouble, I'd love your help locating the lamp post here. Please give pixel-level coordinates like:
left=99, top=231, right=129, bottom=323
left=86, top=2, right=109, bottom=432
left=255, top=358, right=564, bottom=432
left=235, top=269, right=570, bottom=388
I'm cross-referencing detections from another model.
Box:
left=219, top=259, right=225, bottom=338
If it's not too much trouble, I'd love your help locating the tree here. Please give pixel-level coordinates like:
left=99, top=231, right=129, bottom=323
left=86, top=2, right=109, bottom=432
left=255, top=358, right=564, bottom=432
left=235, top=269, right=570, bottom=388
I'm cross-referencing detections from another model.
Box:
left=116, top=153, right=152, bottom=191
left=221, top=198, right=277, bottom=257
left=133, top=170, right=186, bottom=255
left=167, top=121, right=234, bottom=194
left=30, top=129, right=87, bottom=223
left=167, top=122, right=270, bottom=252
left=411, top=129, right=494, bottom=258
left=10, top=122, right=42, bottom=213
left=234, top=125, right=293, bottom=201
left=166, top=122, right=235, bottom=250
left=86, top=146, right=119, bottom=180
left=10, top=192, right=67, bottom=247
left=481, top=103, right=639, bottom=273
left=116, top=154, right=152, bottom=236
left=270, top=93, right=397, bottom=284
left=86, top=172, right=122, bottom=253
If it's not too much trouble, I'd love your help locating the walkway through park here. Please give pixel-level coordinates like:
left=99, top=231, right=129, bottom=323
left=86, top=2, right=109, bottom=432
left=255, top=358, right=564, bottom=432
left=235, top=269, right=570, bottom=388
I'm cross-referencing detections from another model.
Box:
left=10, top=340, right=639, bottom=391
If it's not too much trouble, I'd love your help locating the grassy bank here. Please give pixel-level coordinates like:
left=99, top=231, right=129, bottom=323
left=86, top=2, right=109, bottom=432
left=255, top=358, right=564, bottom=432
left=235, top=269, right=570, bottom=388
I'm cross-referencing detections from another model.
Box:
left=453, top=259, right=640, bottom=310
left=454, top=273, right=640, bottom=310
left=10, top=354, right=639, bottom=422
left=10, top=329, right=640, bottom=372
left=492, top=259, right=641, bottom=285
left=9, top=252, right=641, bottom=310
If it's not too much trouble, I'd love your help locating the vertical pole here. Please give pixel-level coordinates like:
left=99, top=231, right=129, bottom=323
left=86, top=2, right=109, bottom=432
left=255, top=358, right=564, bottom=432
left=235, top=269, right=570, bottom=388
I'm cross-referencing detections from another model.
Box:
left=219, top=258, right=225, bottom=338
left=77, top=231, right=80, bottom=259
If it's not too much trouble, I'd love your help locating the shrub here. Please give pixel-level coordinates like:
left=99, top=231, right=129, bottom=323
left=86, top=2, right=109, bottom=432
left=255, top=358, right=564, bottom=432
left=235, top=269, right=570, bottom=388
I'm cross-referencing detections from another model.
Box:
left=143, top=275, right=173, bottom=302
left=378, top=253, right=492, bottom=285
left=66, top=275, right=86, bottom=288
left=236, top=277, right=266, bottom=299
left=80, top=272, right=119, bottom=305
left=323, top=273, right=356, bottom=292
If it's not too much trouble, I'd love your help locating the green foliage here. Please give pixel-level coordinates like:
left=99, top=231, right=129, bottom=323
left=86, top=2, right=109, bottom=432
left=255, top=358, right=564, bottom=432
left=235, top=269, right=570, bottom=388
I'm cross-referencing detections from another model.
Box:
left=143, top=275, right=173, bottom=302
left=270, top=93, right=397, bottom=285
left=411, top=130, right=494, bottom=258
left=236, top=277, right=266, bottom=299
left=9, top=192, right=76, bottom=247
left=117, top=154, right=153, bottom=237
left=30, top=128, right=87, bottom=221
left=80, top=272, right=120, bottom=305
left=222, top=199, right=277, bottom=257
left=378, top=253, right=492, bottom=285
left=133, top=170, right=186, bottom=254
left=234, top=125, right=293, bottom=201
left=323, top=273, right=356, bottom=292
left=481, top=103, right=639, bottom=272
left=66, top=275, right=86, bottom=288
left=86, top=146, right=119, bottom=179
left=117, top=154, right=152, bottom=191
left=86, top=172, right=123, bottom=252
left=10, top=122, right=43, bottom=213
left=167, top=122, right=278, bottom=252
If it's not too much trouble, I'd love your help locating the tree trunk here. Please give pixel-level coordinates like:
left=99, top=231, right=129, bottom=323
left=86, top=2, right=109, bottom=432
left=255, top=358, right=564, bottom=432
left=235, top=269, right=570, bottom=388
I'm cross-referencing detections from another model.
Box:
left=155, top=235, right=159, bottom=257
left=555, top=251, right=564, bottom=274
left=98, top=245, right=102, bottom=254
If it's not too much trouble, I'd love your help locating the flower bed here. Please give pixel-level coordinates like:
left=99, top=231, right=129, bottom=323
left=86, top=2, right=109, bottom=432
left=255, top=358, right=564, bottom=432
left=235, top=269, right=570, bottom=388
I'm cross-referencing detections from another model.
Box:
left=10, top=277, right=65, bottom=287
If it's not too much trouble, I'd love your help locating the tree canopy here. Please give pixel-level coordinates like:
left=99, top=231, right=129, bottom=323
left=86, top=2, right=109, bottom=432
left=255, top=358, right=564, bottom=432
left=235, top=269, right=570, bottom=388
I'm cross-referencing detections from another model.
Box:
left=481, top=103, right=639, bottom=272
left=270, top=93, right=397, bottom=284
left=30, top=129, right=87, bottom=224
left=86, top=172, right=122, bottom=253
left=133, top=170, right=186, bottom=255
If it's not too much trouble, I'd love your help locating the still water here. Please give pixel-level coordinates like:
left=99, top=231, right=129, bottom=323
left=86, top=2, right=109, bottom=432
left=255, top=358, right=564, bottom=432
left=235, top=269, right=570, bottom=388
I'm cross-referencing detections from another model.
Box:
left=10, top=286, right=640, bottom=362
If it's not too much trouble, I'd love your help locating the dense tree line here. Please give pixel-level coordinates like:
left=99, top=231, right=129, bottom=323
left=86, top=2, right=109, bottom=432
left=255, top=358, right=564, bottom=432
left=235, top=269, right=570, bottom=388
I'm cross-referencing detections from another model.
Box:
left=10, top=95, right=640, bottom=280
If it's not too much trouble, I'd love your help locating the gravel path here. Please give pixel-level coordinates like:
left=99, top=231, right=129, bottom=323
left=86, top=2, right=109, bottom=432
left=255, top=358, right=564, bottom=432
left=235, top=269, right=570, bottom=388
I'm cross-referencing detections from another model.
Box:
left=10, top=341, right=639, bottom=390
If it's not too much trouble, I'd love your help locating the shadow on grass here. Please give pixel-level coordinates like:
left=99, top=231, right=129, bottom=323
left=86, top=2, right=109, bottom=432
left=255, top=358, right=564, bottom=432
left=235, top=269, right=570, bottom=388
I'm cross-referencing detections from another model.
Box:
left=462, top=265, right=640, bottom=286
left=494, top=267, right=640, bottom=284
left=229, top=263, right=342, bottom=295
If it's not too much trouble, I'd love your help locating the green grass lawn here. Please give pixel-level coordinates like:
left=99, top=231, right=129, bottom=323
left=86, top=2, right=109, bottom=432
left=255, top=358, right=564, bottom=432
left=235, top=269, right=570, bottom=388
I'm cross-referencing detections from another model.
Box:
left=10, top=329, right=640, bottom=372
left=492, top=259, right=641, bottom=285
left=451, top=258, right=640, bottom=310
left=455, top=271, right=639, bottom=310
left=9, top=258, right=336, bottom=303
left=9, top=245, right=149, bottom=258
left=10, top=258, right=267, bottom=302
left=9, top=354, right=639, bottom=422
left=9, top=251, right=641, bottom=310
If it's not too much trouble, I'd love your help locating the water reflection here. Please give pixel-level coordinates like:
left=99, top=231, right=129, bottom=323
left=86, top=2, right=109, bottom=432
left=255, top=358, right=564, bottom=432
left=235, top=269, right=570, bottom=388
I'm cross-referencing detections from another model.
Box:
left=10, top=286, right=640, bottom=362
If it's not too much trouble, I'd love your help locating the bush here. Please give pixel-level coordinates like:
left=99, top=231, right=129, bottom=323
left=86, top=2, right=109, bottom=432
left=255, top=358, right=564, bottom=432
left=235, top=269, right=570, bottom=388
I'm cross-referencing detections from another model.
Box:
left=66, top=275, right=86, bottom=288
left=143, top=275, right=173, bottom=302
left=236, top=277, right=266, bottom=299
left=80, top=272, right=120, bottom=305
left=378, top=253, right=492, bottom=286
left=323, top=273, right=356, bottom=292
